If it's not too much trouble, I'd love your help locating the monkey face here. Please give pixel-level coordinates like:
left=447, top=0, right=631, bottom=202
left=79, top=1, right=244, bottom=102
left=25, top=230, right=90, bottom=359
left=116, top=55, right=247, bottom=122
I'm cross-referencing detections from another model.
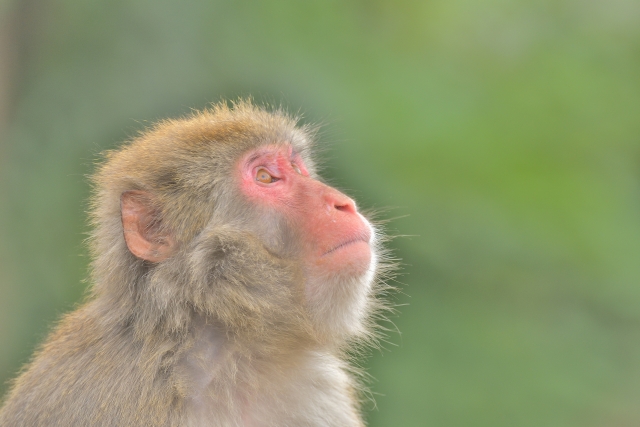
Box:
left=238, top=144, right=373, bottom=277
left=237, top=144, right=376, bottom=341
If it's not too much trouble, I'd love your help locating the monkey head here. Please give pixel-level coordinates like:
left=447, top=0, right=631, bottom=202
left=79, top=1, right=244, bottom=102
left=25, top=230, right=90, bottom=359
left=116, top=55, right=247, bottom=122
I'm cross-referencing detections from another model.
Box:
left=91, top=101, right=380, bottom=348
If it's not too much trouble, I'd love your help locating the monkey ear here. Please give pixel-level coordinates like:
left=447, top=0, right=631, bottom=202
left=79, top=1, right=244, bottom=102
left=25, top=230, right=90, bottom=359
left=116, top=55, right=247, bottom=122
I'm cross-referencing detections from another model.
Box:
left=120, top=191, right=176, bottom=262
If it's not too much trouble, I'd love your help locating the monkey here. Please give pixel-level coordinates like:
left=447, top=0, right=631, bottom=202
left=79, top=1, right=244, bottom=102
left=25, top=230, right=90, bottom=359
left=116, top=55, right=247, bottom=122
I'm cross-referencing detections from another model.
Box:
left=0, top=100, right=394, bottom=426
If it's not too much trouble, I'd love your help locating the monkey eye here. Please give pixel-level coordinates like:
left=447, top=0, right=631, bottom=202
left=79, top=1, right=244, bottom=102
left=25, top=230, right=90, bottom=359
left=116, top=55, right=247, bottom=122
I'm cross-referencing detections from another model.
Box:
left=256, top=168, right=278, bottom=184
left=291, top=162, right=302, bottom=174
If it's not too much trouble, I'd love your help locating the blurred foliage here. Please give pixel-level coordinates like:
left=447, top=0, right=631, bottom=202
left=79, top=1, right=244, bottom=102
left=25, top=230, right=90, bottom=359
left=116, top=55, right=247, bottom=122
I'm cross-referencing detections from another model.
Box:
left=1, top=0, right=640, bottom=426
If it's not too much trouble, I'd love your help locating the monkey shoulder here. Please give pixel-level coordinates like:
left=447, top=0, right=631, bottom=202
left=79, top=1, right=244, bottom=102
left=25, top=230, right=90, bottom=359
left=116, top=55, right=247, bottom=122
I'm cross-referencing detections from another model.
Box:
left=0, top=304, right=185, bottom=426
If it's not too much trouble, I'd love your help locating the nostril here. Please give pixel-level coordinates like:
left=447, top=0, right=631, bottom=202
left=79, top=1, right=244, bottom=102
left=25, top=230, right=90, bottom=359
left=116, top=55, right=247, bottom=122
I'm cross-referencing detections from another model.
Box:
left=323, top=186, right=357, bottom=214
left=334, top=198, right=357, bottom=214
left=335, top=203, right=352, bottom=213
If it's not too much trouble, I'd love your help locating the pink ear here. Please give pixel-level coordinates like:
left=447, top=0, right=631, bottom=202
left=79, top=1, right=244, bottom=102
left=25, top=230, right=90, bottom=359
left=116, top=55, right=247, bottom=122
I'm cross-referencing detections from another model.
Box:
left=120, top=191, right=176, bottom=262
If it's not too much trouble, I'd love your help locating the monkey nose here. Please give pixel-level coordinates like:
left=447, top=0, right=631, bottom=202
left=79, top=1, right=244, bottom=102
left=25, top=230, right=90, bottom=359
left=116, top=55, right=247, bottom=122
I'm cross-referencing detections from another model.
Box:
left=326, top=188, right=357, bottom=215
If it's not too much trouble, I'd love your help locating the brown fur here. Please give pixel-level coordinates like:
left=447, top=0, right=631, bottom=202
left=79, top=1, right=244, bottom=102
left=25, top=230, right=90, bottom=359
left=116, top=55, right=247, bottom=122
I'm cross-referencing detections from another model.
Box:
left=0, top=100, right=393, bottom=426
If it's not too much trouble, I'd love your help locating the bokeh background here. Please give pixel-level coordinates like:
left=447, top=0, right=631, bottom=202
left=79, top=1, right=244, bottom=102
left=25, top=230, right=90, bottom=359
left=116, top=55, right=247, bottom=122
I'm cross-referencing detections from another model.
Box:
left=1, top=1, right=640, bottom=426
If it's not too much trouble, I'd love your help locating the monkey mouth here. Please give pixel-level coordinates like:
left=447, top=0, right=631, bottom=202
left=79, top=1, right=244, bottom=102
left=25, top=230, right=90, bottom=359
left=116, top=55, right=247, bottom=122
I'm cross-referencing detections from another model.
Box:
left=322, top=234, right=371, bottom=257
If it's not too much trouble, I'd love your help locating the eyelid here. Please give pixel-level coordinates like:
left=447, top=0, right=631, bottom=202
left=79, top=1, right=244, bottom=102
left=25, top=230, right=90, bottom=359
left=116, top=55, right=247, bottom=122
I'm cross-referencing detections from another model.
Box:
left=256, top=165, right=280, bottom=175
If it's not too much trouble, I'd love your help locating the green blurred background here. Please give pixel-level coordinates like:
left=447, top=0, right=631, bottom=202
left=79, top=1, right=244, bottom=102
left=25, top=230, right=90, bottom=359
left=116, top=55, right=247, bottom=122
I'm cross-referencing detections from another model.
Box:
left=1, top=1, right=640, bottom=426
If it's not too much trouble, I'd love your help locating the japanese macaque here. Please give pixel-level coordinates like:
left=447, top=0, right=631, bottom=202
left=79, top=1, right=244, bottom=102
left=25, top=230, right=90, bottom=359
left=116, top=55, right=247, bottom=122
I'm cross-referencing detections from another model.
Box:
left=0, top=100, right=394, bottom=426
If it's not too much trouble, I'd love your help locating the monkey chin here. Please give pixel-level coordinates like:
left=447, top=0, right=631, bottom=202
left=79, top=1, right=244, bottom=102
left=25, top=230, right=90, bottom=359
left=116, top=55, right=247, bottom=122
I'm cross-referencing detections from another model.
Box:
left=304, top=245, right=377, bottom=345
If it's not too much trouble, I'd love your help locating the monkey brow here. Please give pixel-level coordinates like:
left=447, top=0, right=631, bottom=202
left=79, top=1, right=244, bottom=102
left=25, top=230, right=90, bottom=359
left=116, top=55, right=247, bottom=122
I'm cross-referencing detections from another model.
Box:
left=245, top=145, right=294, bottom=165
left=246, top=152, right=262, bottom=164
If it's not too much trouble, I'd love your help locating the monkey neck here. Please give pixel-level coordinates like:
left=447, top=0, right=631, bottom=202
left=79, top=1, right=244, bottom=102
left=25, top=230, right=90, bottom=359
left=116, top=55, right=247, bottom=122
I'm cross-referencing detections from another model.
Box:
left=190, top=313, right=320, bottom=365
left=91, top=293, right=328, bottom=381
left=91, top=286, right=322, bottom=363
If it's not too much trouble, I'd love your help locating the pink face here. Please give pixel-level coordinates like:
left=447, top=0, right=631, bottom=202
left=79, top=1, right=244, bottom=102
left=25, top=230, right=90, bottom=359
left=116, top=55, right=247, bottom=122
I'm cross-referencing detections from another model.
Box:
left=238, top=145, right=373, bottom=279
